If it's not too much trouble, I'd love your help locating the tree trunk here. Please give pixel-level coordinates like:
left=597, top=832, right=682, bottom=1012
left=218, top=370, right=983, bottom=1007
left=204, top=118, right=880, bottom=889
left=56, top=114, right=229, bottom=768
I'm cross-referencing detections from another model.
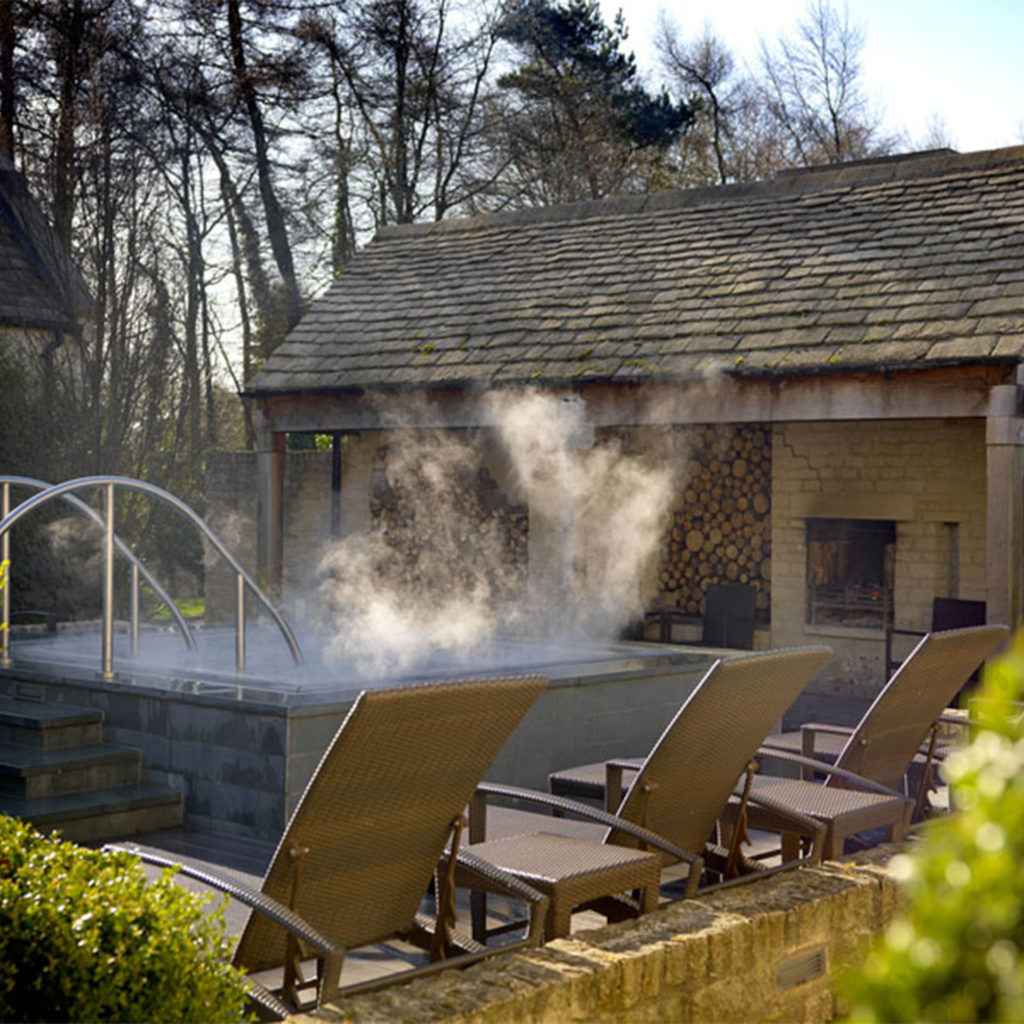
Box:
left=0, top=2, right=15, bottom=158
left=53, top=0, right=86, bottom=248
left=224, top=0, right=299, bottom=336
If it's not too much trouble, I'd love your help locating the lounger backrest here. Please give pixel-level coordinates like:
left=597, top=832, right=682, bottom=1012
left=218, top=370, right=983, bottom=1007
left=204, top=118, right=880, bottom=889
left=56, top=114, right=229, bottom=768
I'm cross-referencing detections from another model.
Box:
left=609, top=646, right=832, bottom=863
left=234, top=674, right=547, bottom=972
left=833, top=624, right=1008, bottom=791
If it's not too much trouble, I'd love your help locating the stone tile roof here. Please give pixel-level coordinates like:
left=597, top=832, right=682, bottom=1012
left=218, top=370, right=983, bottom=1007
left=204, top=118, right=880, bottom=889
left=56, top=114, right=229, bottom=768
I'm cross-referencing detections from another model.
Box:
left=0, top=150, right=92, bottom=333
left=247, top=145, right=1024, bottom=395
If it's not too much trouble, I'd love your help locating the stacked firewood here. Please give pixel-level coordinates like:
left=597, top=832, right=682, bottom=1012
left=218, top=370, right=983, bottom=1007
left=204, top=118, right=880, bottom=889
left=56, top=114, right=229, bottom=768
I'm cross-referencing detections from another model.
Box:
left=657, top=424, right=771, bottom=616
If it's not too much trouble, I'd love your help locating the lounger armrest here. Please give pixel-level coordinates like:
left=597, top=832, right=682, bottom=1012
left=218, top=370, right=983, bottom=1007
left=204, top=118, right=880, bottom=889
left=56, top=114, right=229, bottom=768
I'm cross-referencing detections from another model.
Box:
left=104, top=842, right=338, bottom=956
left=753, top=749, right=910, bottom=799
left=800, top=722, right=854, bottom=739
left=455, top=847, right=549, bottom=905
left=472, top=781, right=699, bottom=868
left=799, top=722, right=853, bottom=766
left=605, top=757, right=643, bottom=771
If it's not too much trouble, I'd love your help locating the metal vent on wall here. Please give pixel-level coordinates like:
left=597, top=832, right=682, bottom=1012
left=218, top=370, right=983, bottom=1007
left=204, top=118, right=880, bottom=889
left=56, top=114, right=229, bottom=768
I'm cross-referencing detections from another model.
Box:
left=776, top=947, right=827, bottom=991
left=12, top=680, right=46, bottom=702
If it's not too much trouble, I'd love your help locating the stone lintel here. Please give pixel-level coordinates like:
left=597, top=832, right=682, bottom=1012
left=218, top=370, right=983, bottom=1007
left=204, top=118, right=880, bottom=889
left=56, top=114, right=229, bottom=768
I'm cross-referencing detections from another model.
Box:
left=986, top=415, right=1024, bottom=629
left=251, top=366, right=1010, bottom=435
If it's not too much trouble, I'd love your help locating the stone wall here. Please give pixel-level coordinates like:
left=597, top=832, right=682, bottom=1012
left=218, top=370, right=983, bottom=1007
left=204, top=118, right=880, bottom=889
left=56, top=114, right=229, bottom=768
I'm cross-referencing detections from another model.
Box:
left=205, top=449, right=334, bottom=620
left=770, top=418, right=987, bottom=695
left=206, top=417, right=986, bottom=696
left=299, top=847, right=904, bottom=1024
left=205, top=432, right=521, bottom=621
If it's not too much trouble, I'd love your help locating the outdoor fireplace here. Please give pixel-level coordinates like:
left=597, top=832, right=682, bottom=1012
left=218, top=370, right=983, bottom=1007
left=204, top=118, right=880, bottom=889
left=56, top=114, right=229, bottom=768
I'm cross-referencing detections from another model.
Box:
left=806, top=517, right=895, bottom=629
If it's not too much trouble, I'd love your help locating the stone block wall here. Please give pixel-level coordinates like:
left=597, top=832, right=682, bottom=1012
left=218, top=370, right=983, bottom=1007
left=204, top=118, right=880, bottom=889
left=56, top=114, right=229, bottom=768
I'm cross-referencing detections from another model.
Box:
left=205, top=449, right=334, bottom=621
left=300, top=848, right=905, bottom=1024
left=205, top=433, right=519, bottom=621
left=771, top=418, right=987, bottom=695
left=204, top=452, right=258, bottom=620
left=206, top=417, right=985, bottom=696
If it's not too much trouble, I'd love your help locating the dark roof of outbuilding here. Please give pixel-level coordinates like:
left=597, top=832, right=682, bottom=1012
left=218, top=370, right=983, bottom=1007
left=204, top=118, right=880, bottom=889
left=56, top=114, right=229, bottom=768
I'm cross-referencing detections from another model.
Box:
left=0, top=150, right=92, bottom=334
left=247, top=145, right=1024, bottom=396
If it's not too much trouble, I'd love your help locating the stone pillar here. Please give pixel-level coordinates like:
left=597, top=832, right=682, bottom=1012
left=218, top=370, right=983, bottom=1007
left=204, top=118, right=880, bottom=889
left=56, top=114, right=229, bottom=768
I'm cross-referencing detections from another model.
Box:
left=256, top=421, right=286, bottom=596
left=338, top=435, right=375, bottom=538
left=525, top=464, right=574, bottom=627
left=986, top=395, right=1024, bottom=632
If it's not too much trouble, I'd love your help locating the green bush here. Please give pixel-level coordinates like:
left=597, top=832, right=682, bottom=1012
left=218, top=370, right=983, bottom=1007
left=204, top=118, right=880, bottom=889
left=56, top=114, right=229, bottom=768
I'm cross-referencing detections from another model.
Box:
left=842, top=634, right=1024, bottom=1022
left=0, top=817, right=249, bottom=1022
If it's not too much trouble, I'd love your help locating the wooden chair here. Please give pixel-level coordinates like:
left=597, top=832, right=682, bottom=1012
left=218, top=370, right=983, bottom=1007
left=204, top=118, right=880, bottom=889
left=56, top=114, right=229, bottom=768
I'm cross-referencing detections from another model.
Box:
left=460, top=647, right=833, bottom=940
left=750, top=625, right=1009, bottom=858
left=107, top=676, right=550, bottom=1017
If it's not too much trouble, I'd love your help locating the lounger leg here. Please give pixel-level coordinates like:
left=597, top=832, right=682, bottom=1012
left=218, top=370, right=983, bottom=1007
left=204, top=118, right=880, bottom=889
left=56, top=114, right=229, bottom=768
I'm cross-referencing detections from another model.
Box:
left=821, top=826, right=841, bottom=862
left=316, top=951, right=345, bottom=1008
left=640, top=882, right=658, bottom=916
left=546, top=897, right=574, bottom=940
left=781, top=832, right=802, bottom=863
left=470, top=890, right=487, bottom=943
left=282, top=933, right=305, bottom=1008
left=718, top=819, right=735, bottom=851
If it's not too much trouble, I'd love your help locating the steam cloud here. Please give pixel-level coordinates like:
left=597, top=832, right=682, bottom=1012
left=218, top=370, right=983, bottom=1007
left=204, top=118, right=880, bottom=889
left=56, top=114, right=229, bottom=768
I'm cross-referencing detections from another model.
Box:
left=310, top=389, right=675, bottom=677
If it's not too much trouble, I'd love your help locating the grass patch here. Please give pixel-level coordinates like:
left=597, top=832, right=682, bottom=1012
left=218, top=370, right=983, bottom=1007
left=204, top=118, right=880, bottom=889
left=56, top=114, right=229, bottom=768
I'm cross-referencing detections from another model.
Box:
left=151, top=596, right=204, bottom=621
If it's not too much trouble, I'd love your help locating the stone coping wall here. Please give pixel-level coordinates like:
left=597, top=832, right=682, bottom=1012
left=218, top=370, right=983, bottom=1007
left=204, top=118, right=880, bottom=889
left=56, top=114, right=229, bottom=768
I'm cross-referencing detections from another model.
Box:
left=300, top=847, right=903, bottom=1024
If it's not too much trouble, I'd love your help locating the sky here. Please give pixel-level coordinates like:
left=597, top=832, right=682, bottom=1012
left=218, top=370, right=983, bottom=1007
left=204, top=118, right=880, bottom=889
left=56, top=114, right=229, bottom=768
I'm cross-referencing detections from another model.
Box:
left=601, top=0, right=1024, bottom=154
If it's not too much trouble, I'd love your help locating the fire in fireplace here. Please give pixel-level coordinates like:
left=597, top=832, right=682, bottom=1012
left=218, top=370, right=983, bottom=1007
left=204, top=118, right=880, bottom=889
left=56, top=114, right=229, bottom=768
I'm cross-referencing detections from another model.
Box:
left=806, top=518, right=895, bottom=629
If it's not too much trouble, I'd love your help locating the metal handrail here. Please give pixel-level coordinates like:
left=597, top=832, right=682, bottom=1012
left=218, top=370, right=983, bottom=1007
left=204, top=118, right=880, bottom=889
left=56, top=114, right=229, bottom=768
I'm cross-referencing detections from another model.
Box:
left=0, top=477, right=196, bottom=661
left=0, top=475, right=303, bottom=679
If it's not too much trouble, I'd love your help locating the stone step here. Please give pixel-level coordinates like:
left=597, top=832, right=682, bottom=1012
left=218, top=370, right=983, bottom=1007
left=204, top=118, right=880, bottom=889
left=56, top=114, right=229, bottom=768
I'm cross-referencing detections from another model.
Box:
left=0, top=743, right=142, bottom=799
left=0, top=698, right=104, bottom=750
left=1, top=783, right=185, bottom=844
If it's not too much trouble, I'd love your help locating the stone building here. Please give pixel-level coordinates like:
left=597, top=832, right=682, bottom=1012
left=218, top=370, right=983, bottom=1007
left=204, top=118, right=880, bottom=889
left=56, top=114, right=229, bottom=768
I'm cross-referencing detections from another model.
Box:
left=0, top=150, right=93, bottom=615
left=0, top=149, right=91, bottom=357
left=235, top=145, right=1024, bottom=694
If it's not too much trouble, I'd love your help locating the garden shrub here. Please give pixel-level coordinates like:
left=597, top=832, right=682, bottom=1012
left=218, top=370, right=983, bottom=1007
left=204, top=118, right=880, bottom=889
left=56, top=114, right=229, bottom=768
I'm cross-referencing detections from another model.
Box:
left=0, top=817, right=249, bottom=1022
left=842, top=633, right=1024, bottom=1022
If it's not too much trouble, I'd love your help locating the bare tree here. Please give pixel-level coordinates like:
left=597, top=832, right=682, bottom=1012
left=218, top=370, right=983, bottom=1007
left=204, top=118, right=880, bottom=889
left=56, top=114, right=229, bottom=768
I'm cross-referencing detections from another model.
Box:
left=296, top=0, right=503, bottom=229
left=657, top=21, right=748, bottom=185
left=0, top=1, right=16, bottom=157
left=917, top=113, right=956, bottom=152
left=757, top=0, right=898, bottom=165
left=657, top=15, right=830, bottom=187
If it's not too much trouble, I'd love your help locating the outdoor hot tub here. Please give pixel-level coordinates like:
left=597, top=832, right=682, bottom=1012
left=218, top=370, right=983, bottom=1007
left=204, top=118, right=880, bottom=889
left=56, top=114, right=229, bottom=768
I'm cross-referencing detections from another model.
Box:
left=0, top=627, right=717, bottom=839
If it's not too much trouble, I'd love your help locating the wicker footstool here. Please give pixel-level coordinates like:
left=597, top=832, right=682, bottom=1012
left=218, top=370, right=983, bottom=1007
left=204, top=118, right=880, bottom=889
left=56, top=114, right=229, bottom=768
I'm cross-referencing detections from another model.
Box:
left=462, top=831, right=662, bottom=939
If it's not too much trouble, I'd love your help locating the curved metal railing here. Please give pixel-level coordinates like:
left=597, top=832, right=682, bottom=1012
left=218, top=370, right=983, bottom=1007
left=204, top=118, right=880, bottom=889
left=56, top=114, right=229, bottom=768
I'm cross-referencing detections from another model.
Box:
left=1, top=477, right=197, bottom=657
left=0, top=475, right=303, bottom=679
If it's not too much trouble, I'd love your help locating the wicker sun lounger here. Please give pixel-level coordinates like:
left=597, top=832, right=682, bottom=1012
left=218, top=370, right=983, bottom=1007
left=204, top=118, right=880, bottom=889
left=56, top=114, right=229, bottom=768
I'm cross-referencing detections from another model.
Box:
left=107, top=675, right=549, bottom=1018
left=456, top=646, right=833, bottom=940
left=746, top=625, right=1009, bottom=859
